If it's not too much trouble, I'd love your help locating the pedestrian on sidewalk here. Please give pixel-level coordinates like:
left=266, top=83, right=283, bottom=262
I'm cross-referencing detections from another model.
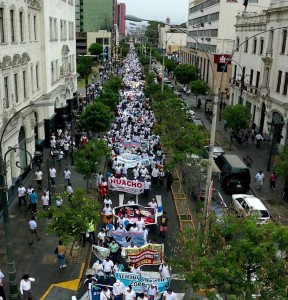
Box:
left=19, top=274, right=35, bottom=300
left=255, top=132, right=263, bottom=148
left=55, top=240, right=67, bottom=269
left=49, top=166, right=56, bottom=187
left=57, top=150, right=64, bottom=168
left=67, top=183, right=74, bottom=202
left=18, top=184, right=26, bottom=208
left=35, top=168, right=43, bottom=190
left=159, top=212, right=168, bottom=238
left=269, top=171, right=277, bottom=190
left=63, top=141, right=70, bottom=159
left=255, top=171, right=265, bottom=191
left=29, top=190, right=38, bottom=214
left=41, top=191, right=49, bottom=211
left=28, top=216, right=41, bottom=245
left=0, top=269, right=6, bottom=300
left=63, top=167, right=71, bottom=187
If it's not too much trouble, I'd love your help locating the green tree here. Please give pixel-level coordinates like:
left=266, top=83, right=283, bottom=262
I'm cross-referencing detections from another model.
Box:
left=41, top=188, right=99, bottom=252
left=275, top=146, right=288, bottom=183
left=74, top=139, right=109, bottom=190
left=144, top=83, right=162, bottom=98
left=145, top=21, right=163, bottom=46
left=98, top=90, right=119, bottom=111
left=164, top=59, right=178, bottom=73
left=145, top=73, right=156, bottom=85
left=151, top=90, right=176, bottom=103
left=174, top=64, right=199, bottom=85
left=77, top=56, right=93, bottom=85
left=88, top=42, right=103, bottom=56
left=104, top=75, right=123, bottom=93
left=190, top=79, right=209, bottom=99
left=79, top=102, right=113, bottom=133
left=172, top=214, right=288, bottom=299
left=139, top=55, right=150, bottom=66
left=222, top=104, right=251, bottom=132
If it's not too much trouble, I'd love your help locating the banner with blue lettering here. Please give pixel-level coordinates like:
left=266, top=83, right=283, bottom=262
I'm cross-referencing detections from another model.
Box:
left=89, top=284, right=112, bottom=300
left=117, top=153, right=150, bottom=169
left=114, top=272, right=170, bottom=293
left=111, top=230, right=145, bottom=247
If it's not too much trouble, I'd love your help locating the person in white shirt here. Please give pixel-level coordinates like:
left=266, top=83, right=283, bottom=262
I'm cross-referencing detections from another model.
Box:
left=163, top=288, right=177, bottom=300
left=140, top=225, right=149, bottom=244
left=136, top=292, right=148, bottom=300
left=130, top=264, right=141, bottom=274
left=35, top=169, right=43, bottom=189
left=146, top=283, right=158, bottom=300
left=123, top=285, right=136, bottom=300
left=28, top=216, right=41, bottom=245
left=151, top=167, right=160, bottom=187
left=18, top=184, right=26, bottom=207
left=103, top=204, right=113, bottom=215
left=97, top=228, right=106, bottom=244
left=159, top=261, right=171, bottom=278
left=104, top=197, right=113, bottom=207
left=100, top=286, right=111, bottom=300
left=92, top=260, right=103, bottom=280
left=49, top=166, right=56, bottom=187
left=67, top=183, right=74, bottom=201
left=255, top=170, right=265, bottom=191
left=143, top=179, right=151, bottom=198
left=102, top=257, right=114, bottom=284
left=127, top=197, right=135, bottom=205
left=113, top=279, right=125, bottom=300
left=129, top=223, right=138, bottom=232
left=19, top=274, right=36, bottom=299
left=63, top=168, right=71, bottom=186
left=41, top=191, right=49, bottom=211
left=148, top=198, right=158, bottom=209
left=136, top=217, right=145, bottom=230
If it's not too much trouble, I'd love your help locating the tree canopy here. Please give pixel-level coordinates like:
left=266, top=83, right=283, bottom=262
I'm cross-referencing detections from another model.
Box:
left=190, top=79, right=209, bottom=97
left=88, top=42, right=103, bottom=56
left=103, top=75, right=123, bottom=93
left=174, top=64, right=199, bottom=85
left=164, top=59, right=178, bottom=73
left=79, top=102, right=113, bottom=133
left=222, top=104, right=251, bottom=132
left=97, top=90, right=119, bottom=111
left=77, top=56, right=93, bottom=85
left=275, top=146, right=288, bottom=181
left=172, top=214, right=288, bottom=299
left=41, top=188, right=99, bottom=245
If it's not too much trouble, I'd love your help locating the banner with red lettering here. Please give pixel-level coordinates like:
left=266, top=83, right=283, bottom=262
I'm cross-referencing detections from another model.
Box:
left=121, top=243, right=164, bottom=266
left=109, top=177, right=144, bottom=195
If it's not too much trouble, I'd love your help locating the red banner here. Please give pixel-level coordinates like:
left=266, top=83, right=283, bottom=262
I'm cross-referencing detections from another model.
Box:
left=122, top=243, right=164, bottom=266
left=213, top=54, right=231, bottom=64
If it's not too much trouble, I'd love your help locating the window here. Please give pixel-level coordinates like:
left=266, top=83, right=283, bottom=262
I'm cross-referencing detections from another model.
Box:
left=51, top=61, right=54, bottom=83
left=244, top=37, right=248, bottom=53
left=0, top=8, right=4, bottom=42
left=259, top=38, right=264, bottom=55
left=36, top=65, right=39, bottom=89
left=14, top=73, right=18, bottom=102
left=256, top=71, right=260, bottom=89
left=252, top=38, right=257, bottom=54
left=60, top=20, right=63, bottom=40
left=4, top=76, right=9, bottom=108
left=281, top=30, right=287, bottom=54
left=276, top=71, right=282, bottom=93
left=23, top=71, right=27, bottom=98
left=235, top=37, right=240, bottom=51
left=250, top=69, right=254, bottom=86
left=28, top=14, right=31, bottom=41
left=10, top=10, right=15, bottom=42
left=64, top=21, right=67, bottom=40
left=19, top=11, right=24, bottom=41
left=31, top=65, right=34, bottom=93
left=54, top=18, right=57, bottom=40
left=55, top=59, right=58, bottom=81
left=49, top=17, right=53, bottom=40
left=283, top=72, right=288, bottom=96
left=33, top=15, right=37, bottom=40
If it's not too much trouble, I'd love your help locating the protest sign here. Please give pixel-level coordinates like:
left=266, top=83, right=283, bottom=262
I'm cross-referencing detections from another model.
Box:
left=92, top=245, right=110, bottom=261
left=109, top=177, right=144, bottom=195
left=89, top=284, right=112, bottom=300
left=113, top=204, right=157, bottom=225
left=111, top=230, right=146, bottom=247
left=115, top=272, right=170, bottom=293
left=121, top=243, right=164, bottom=266
left=117, top=153, right=150, bottom=169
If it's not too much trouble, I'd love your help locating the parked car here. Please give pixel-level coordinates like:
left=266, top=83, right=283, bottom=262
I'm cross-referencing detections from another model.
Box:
left=204, top=146, right=225, bottom=159
left=231, top=194, right=271, bottom=224
left=192, top=118, right=205, bottom=127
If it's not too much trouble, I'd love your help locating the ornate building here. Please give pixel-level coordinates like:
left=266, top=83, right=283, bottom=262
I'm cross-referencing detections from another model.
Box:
left=0, top=0, right=77, bottom=200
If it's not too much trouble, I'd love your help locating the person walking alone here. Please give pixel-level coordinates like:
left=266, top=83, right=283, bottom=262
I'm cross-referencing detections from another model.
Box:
left=255, top=132, right=263, bottom=148
left=35, top=168, right=43, bottom=190
left=55, top=240, right=67, bottom=269
left=269, top=171, right=277, bottom=190
left=255, top=171, right=265, bottom=191
left=19, top=274, right=36, bottom=300
left=29, top=190, right=38, bottom=214
left=49, top=166, right=56, bottom=187
left=28, top=216, right=41, bottom=245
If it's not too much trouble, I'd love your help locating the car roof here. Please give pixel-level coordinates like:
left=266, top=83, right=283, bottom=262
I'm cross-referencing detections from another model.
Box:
left=222, top=154, right=247, bottom=168
left=205, top=146, right=225, bottom=152
left=232, top=194, right=268, bottom=211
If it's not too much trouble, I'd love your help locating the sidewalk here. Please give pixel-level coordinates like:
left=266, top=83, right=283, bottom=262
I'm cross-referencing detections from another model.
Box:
left=182, top=92, right=288, bottom=225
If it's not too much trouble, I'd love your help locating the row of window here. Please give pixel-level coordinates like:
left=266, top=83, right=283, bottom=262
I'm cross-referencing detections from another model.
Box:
left=276, top=71, right=288, bottom=96
left=188, top=12, right=219, bottom=26
left=235, top=30, right=288, bottom=55
left=49, top=18, right=74, bottom=41
left=187, top=42, right=217, bottom=53
left=189, top=0, right=220, bottom=14
left=2, top=64, right=40, bottom=109
left=188, top=29, right=218, bottom=38
left=0, top=7, right=38, bottom=44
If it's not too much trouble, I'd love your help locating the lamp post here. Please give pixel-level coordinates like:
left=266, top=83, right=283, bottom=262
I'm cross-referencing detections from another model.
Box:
left=0, top=100, right=53, bottom=300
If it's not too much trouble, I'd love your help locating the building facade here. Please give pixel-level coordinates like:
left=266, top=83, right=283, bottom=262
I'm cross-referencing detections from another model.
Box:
left=75, top=0, right=114, bottom=32
left=230, top=0, right=288, bottom=148
left=115, top=2, right=126, bottom=39
left=182, top=0, right=270, bottom=94
left=0, top=0, right=77, bottom=201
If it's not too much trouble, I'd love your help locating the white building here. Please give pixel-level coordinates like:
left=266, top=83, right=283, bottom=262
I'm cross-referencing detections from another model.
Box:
left=0, top=0, right=77, bottom=199
left=181, top=0, right=270, bottom=93
left=230, top=0, right=288, bottom=148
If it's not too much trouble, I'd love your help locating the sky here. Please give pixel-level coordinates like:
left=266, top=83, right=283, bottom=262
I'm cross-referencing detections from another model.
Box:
left=120, top=0, right=189, bottom=24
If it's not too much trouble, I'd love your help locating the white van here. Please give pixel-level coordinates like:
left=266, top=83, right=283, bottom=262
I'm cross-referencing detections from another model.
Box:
left=231, top=194, right=271, bottom=224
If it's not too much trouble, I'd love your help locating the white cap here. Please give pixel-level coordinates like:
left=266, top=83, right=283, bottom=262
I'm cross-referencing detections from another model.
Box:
left=116, top=279, right=120, bottom=285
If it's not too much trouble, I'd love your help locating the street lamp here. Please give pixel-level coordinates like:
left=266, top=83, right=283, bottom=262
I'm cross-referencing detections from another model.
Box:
left=0, top=100, right=54, bottom=300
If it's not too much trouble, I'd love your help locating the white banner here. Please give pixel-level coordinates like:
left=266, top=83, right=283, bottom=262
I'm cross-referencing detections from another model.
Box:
left=117, top=153, right=150, bottom=169
left=109, top=177, right=144, bottom=195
